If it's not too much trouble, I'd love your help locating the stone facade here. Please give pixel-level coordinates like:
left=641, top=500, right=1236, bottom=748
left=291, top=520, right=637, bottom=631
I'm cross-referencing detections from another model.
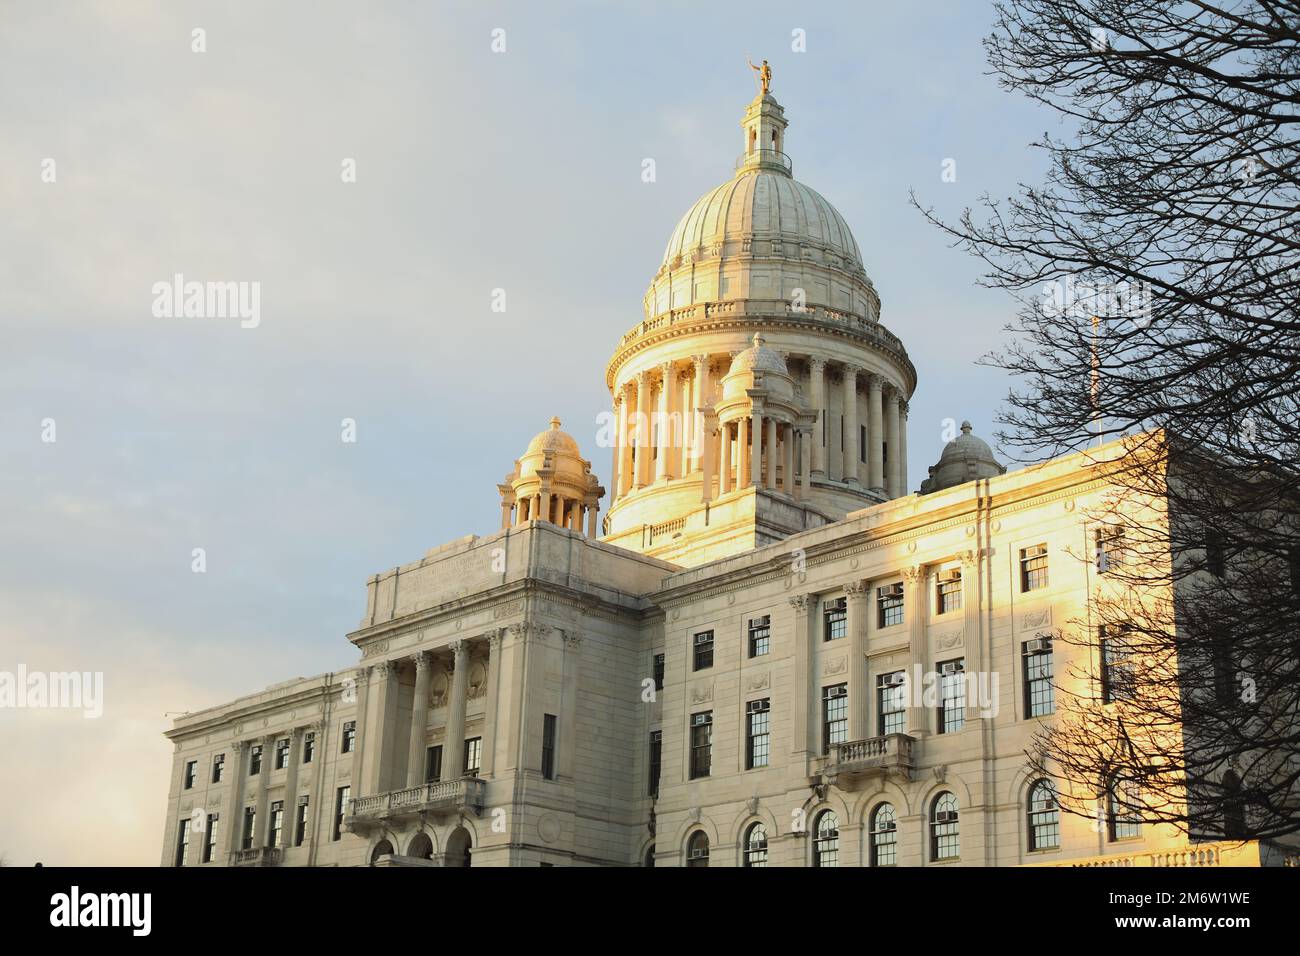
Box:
left=159, top=83, right=1285, bottom=868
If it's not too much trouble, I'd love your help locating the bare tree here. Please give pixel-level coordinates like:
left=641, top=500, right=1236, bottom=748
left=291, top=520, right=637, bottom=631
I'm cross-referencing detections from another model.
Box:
left=916, top=0, right=1300, bottom=841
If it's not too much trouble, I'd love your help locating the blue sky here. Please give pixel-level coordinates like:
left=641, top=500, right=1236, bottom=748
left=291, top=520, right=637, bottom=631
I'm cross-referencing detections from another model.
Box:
left=0, top=0, right=1053, bottom=864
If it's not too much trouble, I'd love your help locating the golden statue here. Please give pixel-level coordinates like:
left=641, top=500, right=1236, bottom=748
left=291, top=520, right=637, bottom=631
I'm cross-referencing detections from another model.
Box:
left=748, top=57, right=772, bottom=95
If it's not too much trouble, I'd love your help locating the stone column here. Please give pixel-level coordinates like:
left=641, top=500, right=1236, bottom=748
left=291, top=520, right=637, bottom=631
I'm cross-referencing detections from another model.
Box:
left=797, top=426, right=811, bottom=500
left=224, top=740, right=248, bottom=858
left=782, top=424, right=794, bottom=494
left=719, top=422, right=732, bottom=494
left=351, top=666, right=371, bottom=795
left=899, top=400, right=909, bottom=494
left=609, top=394, right=623, bottom=504
left=406, top=652, right=433, bottom=787
left=255, top=732, right=275, bottom=847
left=809, top=358, right=827, bottom=477
left=845, top=582, right=870, bottom=740
left=750, top=412, right=763, bottom=488
left=759, top=416, right=769, bottom=489
left=868, top=375, right=885, bottom=492
left=886, top=387, right=902, bottom=498
left=701, top=415, right=715, bottom=503
left=691, top=354, right=709, bottom=472
left=499, top=499, right=512, bottom=529
left=842, top=364, right=860, bottom=486
left=281, top=726, right=304, bottom=844
left=789, top=594, right=815, bottom=769
left=364, top=661, right=399, bottom=794
left=656, top=362, right=675, bottom=481
left=681, top=366, right=691, bottom=476
left=586, top=501, right=598, bottom=538
left=903, top=566, right=929, bottom=736
left=633, top=371, right=650, bottom=488
left=743, top=416, right=754, bottom=489
left=444, top=641, right=470, bottom=778
left=620, top=382, right=635, bottom=496
left=961, top=550, right=982, bottom=674
left=481, top=632, right=502, bottom=778
left=539, top=486, right=552, bottom=525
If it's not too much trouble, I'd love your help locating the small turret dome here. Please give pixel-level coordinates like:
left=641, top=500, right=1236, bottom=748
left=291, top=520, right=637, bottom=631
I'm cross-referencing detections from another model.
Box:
left=728, top=333, right=788, bottom=376
left=499, top=417, right=604, bottom=538
left=920, top=421, right=1007, bottom=494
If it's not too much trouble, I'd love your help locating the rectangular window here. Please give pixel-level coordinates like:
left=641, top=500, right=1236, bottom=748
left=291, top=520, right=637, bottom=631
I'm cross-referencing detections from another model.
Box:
left=746, top=698, right=771, bottom=769
left=822, top=684, right=848, bottom=754
left=174, top=819, right=189, bottom=867
left=1021, top=544, right=1049, bottom=592
left=938, top=659, right=966, bottom=733
left=333, top=787, right=349, bottom=842
left=748, top=615, right=771, bottom=657
left=936, top=568, right=962, bottom=614
left=877, top=671, right=907, bottom=736
left=690, top=711, right=713, bottom=779
left=294, top=797, right=309, bottom=847
left=274, top=737, right=290, bottom=770
left=425, top=745, right=443, bottom=783
left=269, top=800, right=284, bottom=848
left=202, top=814, right=219, bottom=863
left=302, top=732, right=315, bottom=764
left=463, top=737, right=482, bottom=777
left=341, top=720, right=356, bottom=754
left=648, top=730, right=662, bottom=798
left=693, top=631, right=714, bottom=671
left=1109, top=780, right=1142, bottom=841
left=1206, top=529, right=1225, bottom=578
left=653, top=653, right=665, bottom=691
left=1096, top=526, right=1126, bottom=574
left=241, top=807, right=256, bottom=850
left=877, top=583, right=904, bottom=628
left=1101, top=624, right=1135, bottom=703
left=183, top=760, right=196, bottom=790
left=823, top=597, right=847, bottom=641
left=248, top=745, right=262, bottom=776
left=541, top=714, right=557, bottom=780
left=1023, top=639, right=1055, bottom=717
left=211, top=753, right=224, bottom=784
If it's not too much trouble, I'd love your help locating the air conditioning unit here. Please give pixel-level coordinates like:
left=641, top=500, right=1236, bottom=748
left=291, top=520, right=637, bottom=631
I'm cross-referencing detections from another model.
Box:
left=935, top=811, right=959, bottom=823
left=882, top=673, right=906, bottom=688
left=939, top=662, right=964, bottom=675
left=1025, top=638, right=1052, bottom=654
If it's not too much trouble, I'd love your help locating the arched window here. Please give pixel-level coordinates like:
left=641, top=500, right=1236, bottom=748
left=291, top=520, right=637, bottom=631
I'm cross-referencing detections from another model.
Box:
left=813, top=810, right=839, bottom=867
left=1027, top=779, right=1060, bottom=851
left=1107, top=777, right=1142, bottom=841
left=407, top=832, right=433, bottom=860
left=869, top=803, right=898, bottom=866
left=686, top=830, right=709, bottom=868
left=1223, top=771, right=1246, bottom=839
left=930, top=792, right=959, bottom=861
left=743, top=823, right=768, bottom=867
left=369, top=839, right=394, bottom=865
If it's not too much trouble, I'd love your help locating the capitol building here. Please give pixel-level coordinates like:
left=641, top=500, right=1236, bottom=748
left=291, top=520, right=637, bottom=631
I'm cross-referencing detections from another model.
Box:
left=160, top=83, right=1280, bottom=867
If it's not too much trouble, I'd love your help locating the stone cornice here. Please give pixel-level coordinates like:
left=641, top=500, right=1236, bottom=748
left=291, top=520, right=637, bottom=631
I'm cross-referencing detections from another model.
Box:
left=651, top=455, right=1122, bottom=609
left=605, top=311, right=916, bottom=395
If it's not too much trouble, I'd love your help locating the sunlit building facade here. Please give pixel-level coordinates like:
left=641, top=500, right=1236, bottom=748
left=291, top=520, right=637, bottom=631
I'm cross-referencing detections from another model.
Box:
left=160, top=87, right=1284, bottom=867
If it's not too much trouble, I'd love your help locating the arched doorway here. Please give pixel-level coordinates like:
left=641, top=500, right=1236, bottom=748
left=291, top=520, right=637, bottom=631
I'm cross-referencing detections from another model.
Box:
left=445, top=826, right=472, bottom=868
left=408, top=832, right=433, bottom=861
left=369, top=838, right=394, bottom=865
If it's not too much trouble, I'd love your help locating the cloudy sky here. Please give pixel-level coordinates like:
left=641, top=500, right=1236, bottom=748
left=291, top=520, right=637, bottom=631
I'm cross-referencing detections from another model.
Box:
left=0, top=1, right=1053, bottom=865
